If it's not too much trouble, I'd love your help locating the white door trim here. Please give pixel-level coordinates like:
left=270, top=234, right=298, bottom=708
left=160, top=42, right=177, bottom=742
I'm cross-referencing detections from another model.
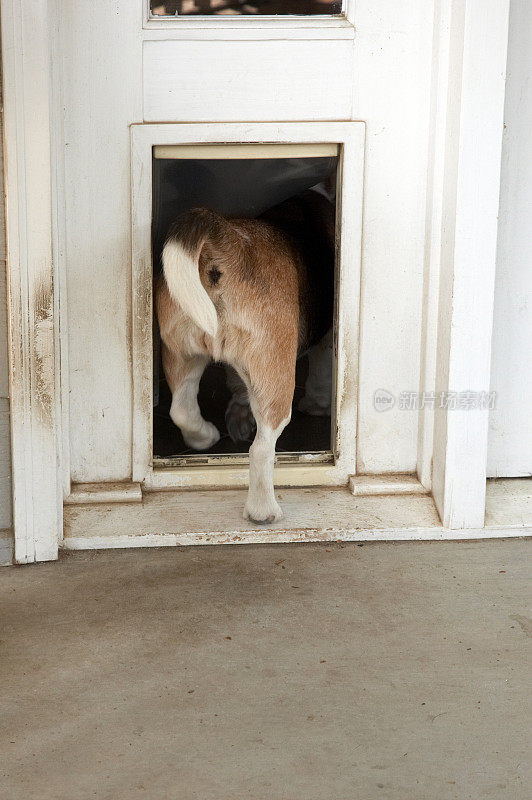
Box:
left=1, top=0, right=61, bottom=562
left=430, top=0, right=510, bottom=528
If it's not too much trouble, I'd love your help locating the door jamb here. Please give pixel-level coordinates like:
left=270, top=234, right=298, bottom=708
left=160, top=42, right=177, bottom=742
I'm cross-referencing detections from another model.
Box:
left=425, top=0, right=510, bottom=528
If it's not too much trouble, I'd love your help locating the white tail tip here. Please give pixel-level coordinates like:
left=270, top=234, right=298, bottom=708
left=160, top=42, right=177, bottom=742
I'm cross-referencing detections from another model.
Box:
left=162, top=239, right=218, bottom=338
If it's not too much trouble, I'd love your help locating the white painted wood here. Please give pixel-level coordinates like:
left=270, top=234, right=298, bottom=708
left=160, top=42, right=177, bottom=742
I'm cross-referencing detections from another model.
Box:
left=0, top=77, right=13, bottom=533
left=64, top=482, right=142, bottom=505
left=0, top=107, right=9, bottom=401
left=0, top=399, right=12, bottom=530
left=417, top=0, right=452, bottom=491
left=62, top=482, right=530, bottom=550
left=1, top=0, right=60, bottom=562
left=0, top=258, right=8, bottom=398
left=146, top=464, right=345, bottom=492
left=487, top=0, right=532, bottom=478
left=153, top=143, right=339, bottom=159
left=62, top=0, right=143, bottom=483
left=52, top=0, right=515, bottom=548
left=63, top=486, right=442, bottom=545
left=334, top=125, right=365, bottom=481
left=349, top=474, right=428, bottom=497
left=63, top=525, right=531, bottom=550
left=142, top=25, right=355, bottom=41
left=61, top=1, right=439, bottom=499
left=143, top=40, right=354, bottom=122
left=432, top=0, right=510, bottom=528
left=49, top=0, right=71, bottom=501
left=1, top=0, right=520, bottom=555
left=353, top=0, right=434, bottom=475
left=131, top=121, right=364, bottom=488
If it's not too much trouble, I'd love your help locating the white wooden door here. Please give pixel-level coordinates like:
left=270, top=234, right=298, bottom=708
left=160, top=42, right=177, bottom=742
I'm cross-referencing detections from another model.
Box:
left=61, top=0, right=360, bottom=492
left=60, top=0, right=440, bottom=497
left=1, top=0, right=515, bottom=559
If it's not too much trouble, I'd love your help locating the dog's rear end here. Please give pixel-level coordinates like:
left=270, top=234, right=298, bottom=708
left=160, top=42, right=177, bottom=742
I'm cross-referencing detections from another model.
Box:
left=156, top=193, right=334, bottom=523
left=157, top=207, right=302, bottom=522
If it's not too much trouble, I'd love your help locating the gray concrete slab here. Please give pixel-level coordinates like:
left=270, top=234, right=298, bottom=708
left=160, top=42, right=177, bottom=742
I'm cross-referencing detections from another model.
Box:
left=1, top=540, right=530, bottom=800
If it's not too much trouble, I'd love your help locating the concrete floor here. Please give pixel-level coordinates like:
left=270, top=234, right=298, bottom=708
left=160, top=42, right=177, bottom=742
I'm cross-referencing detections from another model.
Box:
left=1, top=540, right=530, bottom=800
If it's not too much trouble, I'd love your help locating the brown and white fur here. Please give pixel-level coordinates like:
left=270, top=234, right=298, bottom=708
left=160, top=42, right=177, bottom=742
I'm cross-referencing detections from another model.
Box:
left=155, top=190, right=334, bottom=524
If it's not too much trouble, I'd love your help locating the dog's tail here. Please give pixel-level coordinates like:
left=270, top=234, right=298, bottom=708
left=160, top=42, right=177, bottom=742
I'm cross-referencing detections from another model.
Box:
left=162, top=208, right=227, bottom=338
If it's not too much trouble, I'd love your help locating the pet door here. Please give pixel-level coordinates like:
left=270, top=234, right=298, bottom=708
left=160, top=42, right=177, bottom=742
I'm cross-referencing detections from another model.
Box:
left=130, top=122, right=364, bottom=490
left=152, top=143, right=338, bottom=469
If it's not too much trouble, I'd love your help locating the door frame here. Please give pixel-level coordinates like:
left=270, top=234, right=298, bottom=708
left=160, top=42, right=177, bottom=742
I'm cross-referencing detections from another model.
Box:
left=1, top=0, right=510, bottom=561
left=1, top=0, right=62, bottom=562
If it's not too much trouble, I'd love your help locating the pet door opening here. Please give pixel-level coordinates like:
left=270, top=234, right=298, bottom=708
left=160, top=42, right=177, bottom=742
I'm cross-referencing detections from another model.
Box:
left=152, top=144, right=338, bottom=467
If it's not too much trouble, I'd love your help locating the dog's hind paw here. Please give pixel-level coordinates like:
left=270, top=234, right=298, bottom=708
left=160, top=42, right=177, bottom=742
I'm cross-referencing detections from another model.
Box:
left=226, top=396, right=256, bottom=443
left=243, top=499, right=283, bottom=525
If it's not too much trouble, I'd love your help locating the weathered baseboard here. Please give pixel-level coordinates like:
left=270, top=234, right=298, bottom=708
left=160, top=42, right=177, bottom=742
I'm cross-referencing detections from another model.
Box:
left=349, top=474, right=428, bottom=497
left=64, top=482, right=142, bottom=505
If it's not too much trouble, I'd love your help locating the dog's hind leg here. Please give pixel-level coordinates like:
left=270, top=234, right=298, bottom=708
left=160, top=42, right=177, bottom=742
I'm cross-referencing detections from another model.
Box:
left=224, top=365, right=256, bottom=443
left=244, top=409, right=290, bottom=524
left=162, top=346, right=220, bottom=451
left=242, top=353, right=296, bottom=525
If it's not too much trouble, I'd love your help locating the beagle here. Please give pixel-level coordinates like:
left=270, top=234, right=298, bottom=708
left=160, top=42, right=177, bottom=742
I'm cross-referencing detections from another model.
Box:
left=156, top=190, right=334, bottom=523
